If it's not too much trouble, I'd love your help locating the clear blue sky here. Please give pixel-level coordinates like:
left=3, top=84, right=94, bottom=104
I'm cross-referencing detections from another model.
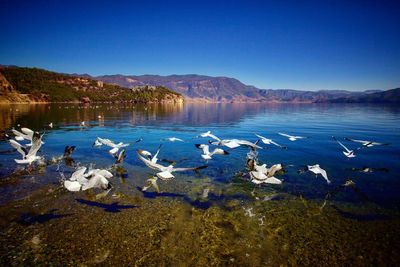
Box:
left=1, top=0, right=399, bottom=91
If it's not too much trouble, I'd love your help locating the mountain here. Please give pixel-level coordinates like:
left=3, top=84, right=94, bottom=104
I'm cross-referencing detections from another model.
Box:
left=0, top=67, right=183, bottom=104
left=323, top=88, right=400, bottom=103
left=93, top=74, right=394, bottom=103
left=93, top=74, right=264, bottom=102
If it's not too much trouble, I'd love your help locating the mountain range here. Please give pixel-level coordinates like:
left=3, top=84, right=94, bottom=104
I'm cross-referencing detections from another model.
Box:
left=87, top=73, right=399, bottom=103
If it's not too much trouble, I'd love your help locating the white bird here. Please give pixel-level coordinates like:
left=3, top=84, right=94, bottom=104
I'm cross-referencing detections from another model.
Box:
left=163, top=137, right=184, bottom=142
left=48, top=122, right=53, bottom=128
left=142, top=176, right=160, bottom=193
left=345, top=137, right=389, bottom=148
left=64, top=167, right=113, bottom=192
left=9, top=132, right=43, bottom=164
left=12, top=127, right=44, bottom=146
left=80, top=121, right=85, bottom=127
left=195, top=144, right=229, bottom=160
left=278, top=132, right=306, bottom=141
left=209, top=138, right=262, bottom=150
left=198, top=131, right=221, bottom=141
left=255, top=134, right=286, bottom=149
left=137, top=144, right=162, bottom=163
left=333, top=137, right=355, bottom=158
left=137, top=151, right=207, bottom=180
left=307, top=164, right=330, bottom=184
left=94, top=137, right=131, bottom=154
left=249, top=163, right=283, bottom=185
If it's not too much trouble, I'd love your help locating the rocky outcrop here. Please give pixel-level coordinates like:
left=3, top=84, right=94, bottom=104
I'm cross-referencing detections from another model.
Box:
left=0, top=73, right=31, bottom=103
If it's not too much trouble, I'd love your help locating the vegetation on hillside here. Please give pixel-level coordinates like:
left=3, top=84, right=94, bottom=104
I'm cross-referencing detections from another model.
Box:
left=0, top=67, right=182, bottom=103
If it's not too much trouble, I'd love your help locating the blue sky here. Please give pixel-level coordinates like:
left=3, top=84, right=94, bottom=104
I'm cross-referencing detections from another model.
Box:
left=1, top=0, right=399, bottom=91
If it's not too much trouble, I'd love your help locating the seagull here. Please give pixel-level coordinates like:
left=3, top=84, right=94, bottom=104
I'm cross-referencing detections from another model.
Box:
left=137, top=144, right=162, bottom=163
left=307, top=164, right=330, bottom=184
left=345, top=137, right=389, bottom=148
left=249, top=162, right=283, bottom=185
left=114, top=149, right=126, bottom=164
left=198, top=131, right=240, bottom=149
left=209, top=138, right=262, bottom=150
left=255, top=134, right=286, bottom=149
left=332, top=136, right=355, bottom=158
left=48, top=122, right=53, bottom=128
left=64, top=167, right=113, bottom=192
left=137, top=151, right=207, bottom=180
left=198, top=131, right=221, bottom=141
left=94, top=137, right=133, bottom=154
left=80, top=121, right=85, bottom=127
left=12, top=128, right=44, bottom=146
left=278, top=132, right=306, bottom=141
left=195, top=144, right=229, bottom=160
left=162, top=137, right=184, bottom=142
left=9, top=132, right=43, bottom=164
left=142, top=176, right=160, bottom=193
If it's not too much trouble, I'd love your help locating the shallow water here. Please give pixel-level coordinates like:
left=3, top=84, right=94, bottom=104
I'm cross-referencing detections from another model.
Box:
left=0, top=103, right=399, bottom=265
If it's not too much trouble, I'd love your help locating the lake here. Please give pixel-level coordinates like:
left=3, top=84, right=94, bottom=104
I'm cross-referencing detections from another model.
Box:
left=0, top=103, right=399, bottom=265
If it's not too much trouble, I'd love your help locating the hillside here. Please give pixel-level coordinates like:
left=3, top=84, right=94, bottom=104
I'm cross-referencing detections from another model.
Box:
left=94, top=74, right=264, bottom=102
left=323, top=88, right=400, bottom=103
left=0, top=67, right=183, bottom=104
left=93, top=74, right=393, bottom=103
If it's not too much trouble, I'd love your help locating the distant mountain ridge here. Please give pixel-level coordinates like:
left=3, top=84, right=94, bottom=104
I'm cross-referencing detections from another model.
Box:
left=90, top=73, right=396, bottom=103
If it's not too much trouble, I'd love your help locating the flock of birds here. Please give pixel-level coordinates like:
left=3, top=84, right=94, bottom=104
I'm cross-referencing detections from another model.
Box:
left=3, top=123, right=390, bottom=198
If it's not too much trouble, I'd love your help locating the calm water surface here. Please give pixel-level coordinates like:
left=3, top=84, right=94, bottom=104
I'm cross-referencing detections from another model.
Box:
left=0, top=103, right=399, bottom=207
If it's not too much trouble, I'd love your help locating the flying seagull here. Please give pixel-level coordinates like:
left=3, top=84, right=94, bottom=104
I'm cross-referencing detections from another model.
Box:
left=307, top=164, right=330, bottom=184
left=250, top=163, right=283, bottom=185
left=94, top=137, right=134, bottom=154
left=137, top=151, right=207, bottom=180
left=278, top=132, right=306, bottom=141
left=198, top=131, right=240, bottom=149
left=12, top=127, right=45, bottom=146
left=162, top=137, right=184, bottom=142
left=9, top=132, right=43, bottom=164
left=345, top=137, right=389, bottom=148
left=255, top=133, right=287, bottom=149
left=142, top=176, right=160, bottom=193
left=137, top=144, right=162, bottom=163
left=195, top=144, right=229, bottom=160
left=332, top=136, right=355, bottom=158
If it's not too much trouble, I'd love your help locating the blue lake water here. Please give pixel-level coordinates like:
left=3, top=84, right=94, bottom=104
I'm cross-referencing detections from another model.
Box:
left=0, top=103, right=400, bottom=208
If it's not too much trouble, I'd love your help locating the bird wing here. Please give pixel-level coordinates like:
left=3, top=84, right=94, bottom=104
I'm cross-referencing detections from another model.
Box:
left=345, top=138, right=368, bottom=144
left=172, top=165, right=208, bottom=172
left=267, top=164, right=282, bottom=177
left=156, top=171, right=175, bottom=180
left=93, top=169, right=113, bottom=179
left=278, top=132, right=292, bottom=138
left=207, top=133, right=221, bottom=141
left=21, top=128, right=34, bottom=139
left=151, top=144, right=162, bottom=163
left=98, top=137, right=116, bottom=147
left=137, top=152, right=164, bottom=171
left=316, top=167, right=330, bottom=184
left=109, top=147, right=119, bottom=155
left=223, top=140, right=241, bottom=148
left=9, top=140, right=27, bottom=157
left=26, top=134, right=43, bottom=158
left=82, top=174, right=108, bottom=190
left=269, top=140, right=285, bottom=148
left=64, top=180, right=82, bottom=192
left=265, top=177, right=282, bottom=185
left=333, top=137, right=351, bottom=153
left=211, top=148, right=228, bottom=155
left=12, top=129, right=26, bottom=140
left=254, top=133, right=266, bottom=141
left=70, top=167, right=87, bottom=181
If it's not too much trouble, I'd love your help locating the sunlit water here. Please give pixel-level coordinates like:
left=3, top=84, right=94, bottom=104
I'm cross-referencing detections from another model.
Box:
left=1, top=103, right=399, bottom=209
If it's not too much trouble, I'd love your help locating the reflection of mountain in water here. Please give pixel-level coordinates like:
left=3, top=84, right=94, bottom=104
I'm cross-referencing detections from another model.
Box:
left=1, top=103, right=400, bottom=133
